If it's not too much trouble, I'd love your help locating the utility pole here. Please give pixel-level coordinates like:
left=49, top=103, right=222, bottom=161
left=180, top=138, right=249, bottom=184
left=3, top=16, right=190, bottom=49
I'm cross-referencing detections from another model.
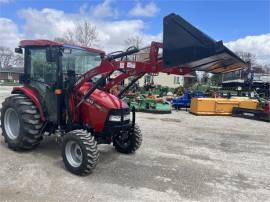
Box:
left=247, top=61, right=253, bottom=97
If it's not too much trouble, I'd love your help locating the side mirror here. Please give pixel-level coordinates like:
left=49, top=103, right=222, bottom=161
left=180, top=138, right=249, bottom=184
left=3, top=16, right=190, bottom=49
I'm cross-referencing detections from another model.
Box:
left=15, top=47, right=23, bottom=54
left=46, top=47, right=59, bottom=62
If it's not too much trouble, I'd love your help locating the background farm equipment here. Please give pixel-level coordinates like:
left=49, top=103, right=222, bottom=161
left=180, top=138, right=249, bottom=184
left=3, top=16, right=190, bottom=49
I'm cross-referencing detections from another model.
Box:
left=171, top=91, right=204, bottom=109
left=190, top=97, right=258, bottom=115
left=141, top=84, right=175, bottom=98
left=124, top=94, right=172, bottom=114
left=232, top=100, right=270, bottom=122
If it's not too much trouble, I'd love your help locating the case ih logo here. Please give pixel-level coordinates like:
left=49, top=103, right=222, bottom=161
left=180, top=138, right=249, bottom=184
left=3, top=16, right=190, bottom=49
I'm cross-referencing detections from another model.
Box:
left=86, top=98, right=107, bottom=112
left=119, top=62, right=136, bottom=69
left=86, top=98, right=94, bottom=105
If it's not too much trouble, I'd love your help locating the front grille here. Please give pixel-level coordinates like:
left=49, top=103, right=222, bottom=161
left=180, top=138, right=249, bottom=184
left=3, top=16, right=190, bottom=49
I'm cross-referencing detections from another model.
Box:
left=109, top=108, right=130, bottom=116
left=107, top=108, right=130, bottom=126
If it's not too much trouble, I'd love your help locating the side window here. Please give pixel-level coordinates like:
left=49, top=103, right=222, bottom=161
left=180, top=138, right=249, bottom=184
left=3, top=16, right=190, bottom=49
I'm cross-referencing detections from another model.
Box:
left=29, top=48, right=57, bottom=85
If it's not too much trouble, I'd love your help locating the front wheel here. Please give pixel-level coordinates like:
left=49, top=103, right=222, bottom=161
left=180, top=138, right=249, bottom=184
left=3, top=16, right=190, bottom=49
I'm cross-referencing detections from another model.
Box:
left=62, top=130, right=99, bottom=175
left=113, top=124, right=142, bottom=154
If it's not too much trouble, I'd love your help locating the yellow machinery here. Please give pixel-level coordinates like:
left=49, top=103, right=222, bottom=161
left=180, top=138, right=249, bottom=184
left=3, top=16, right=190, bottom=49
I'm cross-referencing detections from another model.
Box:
left=190, top=97, right=258, bottom=115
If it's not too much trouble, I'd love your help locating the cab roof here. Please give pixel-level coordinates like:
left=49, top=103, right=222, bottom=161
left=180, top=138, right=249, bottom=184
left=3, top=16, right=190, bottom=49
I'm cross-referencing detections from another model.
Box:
left=19, top=39, right=105, bottom=55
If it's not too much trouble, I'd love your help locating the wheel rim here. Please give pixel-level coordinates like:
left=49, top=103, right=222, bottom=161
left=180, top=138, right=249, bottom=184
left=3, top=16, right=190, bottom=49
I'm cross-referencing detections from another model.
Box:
left=4, top=108, right=20, bottom=140
left=115, top=132, right=131, bottom=149
left=65, top=141, right=83, bottom=167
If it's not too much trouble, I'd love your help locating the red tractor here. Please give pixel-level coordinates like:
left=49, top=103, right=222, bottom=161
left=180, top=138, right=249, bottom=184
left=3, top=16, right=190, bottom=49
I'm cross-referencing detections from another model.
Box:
left=1, top=13, right=246, bottom=175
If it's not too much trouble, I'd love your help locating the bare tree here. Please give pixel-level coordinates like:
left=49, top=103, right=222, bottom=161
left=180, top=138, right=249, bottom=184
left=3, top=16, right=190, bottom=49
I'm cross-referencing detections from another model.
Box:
left=59, top=21, right=98, bottom=47
left=236, top=51, right=257, bottom=66
left=63, top=29, right=76, bottom=44
left=55, top=29, right=76, bottom=45
left=12, top=54, right=24, bottom=67
left=54, top=36, right=73, bottom=44
left=0, top=46, right=24, bottom=68
left=125, top=36, right=143, bottom=48
left=0, top=46, right=14, bottom=68
left=75, top=21, right=98, bottom=47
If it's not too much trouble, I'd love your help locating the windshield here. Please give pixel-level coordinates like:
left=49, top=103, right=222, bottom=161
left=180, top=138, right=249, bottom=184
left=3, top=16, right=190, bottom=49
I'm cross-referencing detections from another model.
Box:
left=62, top=48, right=102, bottom=76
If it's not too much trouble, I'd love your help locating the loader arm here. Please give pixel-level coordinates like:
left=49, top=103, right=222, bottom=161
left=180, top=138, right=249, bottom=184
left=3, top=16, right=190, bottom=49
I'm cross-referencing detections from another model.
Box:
left=103, top=59, right=192, bottom=93
left=73, top=60, right=117, bottom=91
left=102, top=41, right=192, bottom=95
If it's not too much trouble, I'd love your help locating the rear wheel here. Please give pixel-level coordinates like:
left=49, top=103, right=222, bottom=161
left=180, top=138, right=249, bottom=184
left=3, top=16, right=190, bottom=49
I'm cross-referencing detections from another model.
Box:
left=62, top=130, right=99, bottom=175
left=113, top=124, right=142, bottom=154
left=1, top=94, right=43, bottom=150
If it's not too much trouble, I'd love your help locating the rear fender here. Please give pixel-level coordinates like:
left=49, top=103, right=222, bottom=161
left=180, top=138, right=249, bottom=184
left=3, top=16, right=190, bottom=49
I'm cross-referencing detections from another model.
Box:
left=11, top=86, right=46, bottom=121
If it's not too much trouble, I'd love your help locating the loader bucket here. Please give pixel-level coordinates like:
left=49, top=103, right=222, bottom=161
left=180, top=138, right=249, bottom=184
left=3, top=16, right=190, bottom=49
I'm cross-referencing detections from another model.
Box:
left=163, top=13, right=246, bottom=74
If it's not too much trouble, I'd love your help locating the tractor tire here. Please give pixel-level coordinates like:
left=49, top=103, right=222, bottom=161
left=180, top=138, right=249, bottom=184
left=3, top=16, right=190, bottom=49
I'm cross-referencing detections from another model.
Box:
left=1, top=94, right=43, bottom=150
left=62, top=130, right=99, bottom=175
left=113, top=124, right=142, bottom=154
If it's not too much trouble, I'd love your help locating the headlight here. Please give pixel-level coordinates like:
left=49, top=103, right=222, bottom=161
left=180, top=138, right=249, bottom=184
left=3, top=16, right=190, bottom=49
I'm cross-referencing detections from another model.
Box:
left=109, top=115, right=121, bottom=122
left=109, top=114, right=130, bottom=122
left=123, top=113, right=130, bottom=121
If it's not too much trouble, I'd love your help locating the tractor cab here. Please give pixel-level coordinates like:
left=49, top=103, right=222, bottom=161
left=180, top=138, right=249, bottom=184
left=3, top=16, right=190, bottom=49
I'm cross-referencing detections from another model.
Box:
left=15, top=40, right=105, bottom=123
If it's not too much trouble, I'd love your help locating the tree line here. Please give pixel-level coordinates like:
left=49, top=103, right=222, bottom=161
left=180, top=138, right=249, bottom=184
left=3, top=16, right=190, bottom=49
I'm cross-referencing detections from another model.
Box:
left=0, top=47, right=24, bottom=69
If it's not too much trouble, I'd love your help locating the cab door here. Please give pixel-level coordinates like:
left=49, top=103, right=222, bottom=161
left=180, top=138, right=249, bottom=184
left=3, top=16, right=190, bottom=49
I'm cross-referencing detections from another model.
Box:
left=26, top=47, right=58, bottom=123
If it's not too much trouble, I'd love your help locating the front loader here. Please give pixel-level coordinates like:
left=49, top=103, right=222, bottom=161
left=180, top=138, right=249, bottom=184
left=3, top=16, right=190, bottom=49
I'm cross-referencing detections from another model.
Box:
left=0, top=13, right=246, bottom=175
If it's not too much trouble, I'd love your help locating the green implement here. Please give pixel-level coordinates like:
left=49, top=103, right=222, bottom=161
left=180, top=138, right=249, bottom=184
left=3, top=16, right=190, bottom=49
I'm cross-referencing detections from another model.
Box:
left=124, top=95, right=172, bottom=114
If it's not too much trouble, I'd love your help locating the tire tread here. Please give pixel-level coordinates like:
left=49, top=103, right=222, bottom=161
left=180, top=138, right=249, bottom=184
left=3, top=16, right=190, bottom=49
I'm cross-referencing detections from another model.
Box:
left=62, top=130, right=99, bottom=175
left=1, top=94, right=43, bottom=150
left=113, top=124, right=142, bottom=154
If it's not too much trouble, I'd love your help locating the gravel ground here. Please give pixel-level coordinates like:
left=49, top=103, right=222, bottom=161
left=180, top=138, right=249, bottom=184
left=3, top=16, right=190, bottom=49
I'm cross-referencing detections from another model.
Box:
left=0, top=86, right=270, bottom=202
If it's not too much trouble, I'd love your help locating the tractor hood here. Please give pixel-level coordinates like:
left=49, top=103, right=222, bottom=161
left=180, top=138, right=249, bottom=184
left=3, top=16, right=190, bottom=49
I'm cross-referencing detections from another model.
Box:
left=163, top=13, right=246, bottom=74
left=79, top=83, right=128, bottom=110
left=91, top=89, right=129, bottom=109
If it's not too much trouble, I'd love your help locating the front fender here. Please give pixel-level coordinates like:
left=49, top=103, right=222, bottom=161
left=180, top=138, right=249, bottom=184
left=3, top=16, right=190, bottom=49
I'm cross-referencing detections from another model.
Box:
left=12, top=86, right=45, bottom=121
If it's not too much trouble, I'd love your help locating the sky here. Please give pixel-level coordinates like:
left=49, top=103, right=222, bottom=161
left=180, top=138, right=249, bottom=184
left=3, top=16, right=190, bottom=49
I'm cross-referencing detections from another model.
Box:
left=0, top=0, right=270, bottom=64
